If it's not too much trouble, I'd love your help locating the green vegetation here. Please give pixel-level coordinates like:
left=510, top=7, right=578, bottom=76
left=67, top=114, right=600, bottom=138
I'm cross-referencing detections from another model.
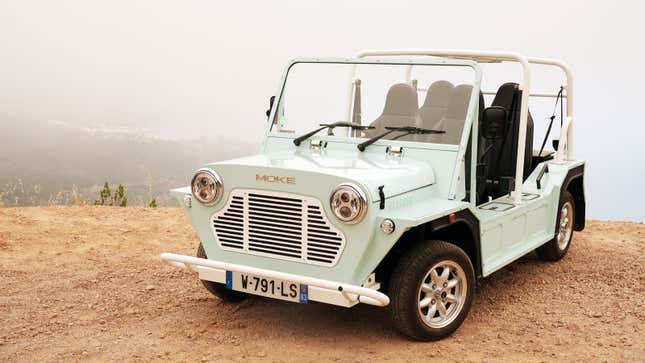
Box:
left=148, top=198, right=158, bottom=208
left=94, top=182, right=127, bottom=207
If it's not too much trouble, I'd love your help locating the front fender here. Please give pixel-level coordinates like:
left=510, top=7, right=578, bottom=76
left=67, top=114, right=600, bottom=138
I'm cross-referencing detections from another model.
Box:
left=352, top=191, right=472, bottom=282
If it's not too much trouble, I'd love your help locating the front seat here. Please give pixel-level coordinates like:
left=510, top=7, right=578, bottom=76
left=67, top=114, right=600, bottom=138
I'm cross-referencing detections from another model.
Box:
left=482, top=82, right=535, bottom=199
left=365, top=83, right=420, bottom=140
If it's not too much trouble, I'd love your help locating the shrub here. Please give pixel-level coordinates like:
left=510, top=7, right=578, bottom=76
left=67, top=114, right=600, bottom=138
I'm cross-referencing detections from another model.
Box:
left=94, top=182, right=127, bottom=207
left=94, top=182, right=111, bottom=206
left=113, top=184, right=127, bottom=207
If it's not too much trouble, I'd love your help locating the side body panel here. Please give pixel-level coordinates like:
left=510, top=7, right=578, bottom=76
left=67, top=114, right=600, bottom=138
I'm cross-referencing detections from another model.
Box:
left=475, top=160, right=585, bottom=276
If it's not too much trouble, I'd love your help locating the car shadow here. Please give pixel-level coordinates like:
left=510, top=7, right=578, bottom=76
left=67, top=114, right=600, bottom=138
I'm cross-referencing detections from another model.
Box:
left=198, top=250, right=555, bottom=341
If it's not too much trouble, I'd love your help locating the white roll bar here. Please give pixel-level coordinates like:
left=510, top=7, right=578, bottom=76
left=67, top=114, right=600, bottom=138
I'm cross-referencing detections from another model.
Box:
left=526, top=56, right=574, bottom=162
left=353, top=49, right=573, bottom=204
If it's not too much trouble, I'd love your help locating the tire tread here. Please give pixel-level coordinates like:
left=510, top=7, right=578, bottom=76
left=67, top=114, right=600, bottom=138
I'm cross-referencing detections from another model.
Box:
left=389, top=240, right=475, bottom=341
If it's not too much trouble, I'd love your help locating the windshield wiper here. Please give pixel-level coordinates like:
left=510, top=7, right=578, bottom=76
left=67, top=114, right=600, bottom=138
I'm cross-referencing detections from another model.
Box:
left=293, top=122, right=374, bottom=146
left=357, top=126, right=445, bottom=151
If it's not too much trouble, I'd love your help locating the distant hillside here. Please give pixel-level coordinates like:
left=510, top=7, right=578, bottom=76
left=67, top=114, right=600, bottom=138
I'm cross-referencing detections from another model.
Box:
left=0, top=119, right=255, bottom=206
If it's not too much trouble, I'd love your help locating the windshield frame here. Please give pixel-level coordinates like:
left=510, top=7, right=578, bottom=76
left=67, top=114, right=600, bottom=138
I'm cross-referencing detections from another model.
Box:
left=266, top=57, right=482, bottom=152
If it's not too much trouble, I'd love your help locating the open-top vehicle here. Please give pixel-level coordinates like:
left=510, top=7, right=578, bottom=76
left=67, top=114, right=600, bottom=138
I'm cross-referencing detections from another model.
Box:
left=161, top=49, right=585, bottom=340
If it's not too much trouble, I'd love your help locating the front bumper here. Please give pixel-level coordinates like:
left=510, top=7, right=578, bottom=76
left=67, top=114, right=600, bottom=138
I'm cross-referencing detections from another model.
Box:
left=160, top=252, right=390, bottom=307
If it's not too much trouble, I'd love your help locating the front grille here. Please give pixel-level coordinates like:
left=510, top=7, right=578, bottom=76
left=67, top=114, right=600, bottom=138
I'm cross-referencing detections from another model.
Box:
left=210, top=189, right=346, bottom=266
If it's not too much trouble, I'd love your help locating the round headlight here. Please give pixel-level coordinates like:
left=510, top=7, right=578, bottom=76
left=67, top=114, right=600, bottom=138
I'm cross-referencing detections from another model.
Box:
left=330, top=183, right=367, bottom=224
left=191, top=168, right=222, bottom=206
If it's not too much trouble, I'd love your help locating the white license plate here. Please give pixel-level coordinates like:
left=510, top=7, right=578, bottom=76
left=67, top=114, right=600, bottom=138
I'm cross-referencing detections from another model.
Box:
left=226, top=271, right=308, bottom=303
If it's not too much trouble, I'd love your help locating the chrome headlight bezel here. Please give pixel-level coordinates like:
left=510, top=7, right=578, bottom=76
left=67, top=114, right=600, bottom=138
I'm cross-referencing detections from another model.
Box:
left=191, top=168, right=223, bottom=206
left=330, top=183, right=367, bottom=224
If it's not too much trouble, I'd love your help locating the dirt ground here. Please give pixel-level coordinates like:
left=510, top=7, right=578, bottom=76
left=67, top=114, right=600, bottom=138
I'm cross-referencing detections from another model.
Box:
left=0, top=207, right=643, bottom=362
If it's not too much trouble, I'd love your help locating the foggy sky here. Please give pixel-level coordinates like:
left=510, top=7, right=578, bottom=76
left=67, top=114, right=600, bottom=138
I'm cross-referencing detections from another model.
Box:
left=1, top=0, right=643, bottom=221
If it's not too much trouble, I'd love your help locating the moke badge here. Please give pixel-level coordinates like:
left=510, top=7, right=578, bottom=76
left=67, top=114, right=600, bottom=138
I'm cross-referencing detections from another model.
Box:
left=256, top=174, right=296, bottom=185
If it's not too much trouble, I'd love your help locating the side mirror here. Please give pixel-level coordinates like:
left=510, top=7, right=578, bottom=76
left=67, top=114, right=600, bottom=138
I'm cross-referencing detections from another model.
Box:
left=481, top=106, right=507, bottom=140
left=265, top=96, right=275, bottom=120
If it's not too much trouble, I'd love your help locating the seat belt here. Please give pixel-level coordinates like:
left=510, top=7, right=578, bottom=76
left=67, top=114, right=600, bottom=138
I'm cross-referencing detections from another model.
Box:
left=537, top=86, right=564, bottom=157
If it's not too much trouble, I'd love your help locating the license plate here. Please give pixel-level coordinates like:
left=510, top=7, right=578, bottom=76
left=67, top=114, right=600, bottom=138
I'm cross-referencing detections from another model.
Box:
left=226, top=271, right=308, bottom=304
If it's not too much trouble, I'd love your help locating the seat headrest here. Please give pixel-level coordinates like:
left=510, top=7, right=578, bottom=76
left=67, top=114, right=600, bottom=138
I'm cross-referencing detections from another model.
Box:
left=445, top=84, right=473, bottom=119
left=381, top=83, right=419, bottom=117
left=422, top=80, right=454, bottom=108
left=491, top=82, right=520, bottom=109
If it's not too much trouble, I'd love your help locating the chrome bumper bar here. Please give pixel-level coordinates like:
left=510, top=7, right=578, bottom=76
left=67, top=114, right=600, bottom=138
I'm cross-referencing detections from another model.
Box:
left=160, top=252, right=390, bottom=307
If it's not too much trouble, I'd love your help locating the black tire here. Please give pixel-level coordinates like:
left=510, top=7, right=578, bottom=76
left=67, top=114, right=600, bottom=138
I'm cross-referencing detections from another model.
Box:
left=196, top=243, right=248, bottom=303
left=389, top=240, right=475, bottom=341
left=536, top=190, right=575, bottom=261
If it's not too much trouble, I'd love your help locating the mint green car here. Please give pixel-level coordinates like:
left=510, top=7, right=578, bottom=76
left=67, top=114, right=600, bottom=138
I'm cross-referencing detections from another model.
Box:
left=161, top=50, right=585, bottom=341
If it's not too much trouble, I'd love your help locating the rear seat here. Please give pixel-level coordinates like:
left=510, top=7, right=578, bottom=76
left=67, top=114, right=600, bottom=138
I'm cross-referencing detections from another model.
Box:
left=365, top=81, right=473, bottom=145
left=434, top=84, right=473, bottom=144
left=416, top=80, right=454, bottom=142
left=419, top=81, right=454, bottom=129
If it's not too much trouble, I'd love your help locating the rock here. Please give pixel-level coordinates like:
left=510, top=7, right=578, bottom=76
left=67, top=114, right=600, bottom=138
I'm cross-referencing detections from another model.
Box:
left=145, top=285, right=155, bottom=291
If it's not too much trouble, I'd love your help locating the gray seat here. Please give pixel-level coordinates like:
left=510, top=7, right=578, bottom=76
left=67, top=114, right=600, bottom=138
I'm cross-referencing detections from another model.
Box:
left=364, top=83, right=420, bottom=140
left=434, top=84, right=473, bottom=144
left=419, top=80, right=454, bottom=129
left=416, top=80, right=454, bottom=142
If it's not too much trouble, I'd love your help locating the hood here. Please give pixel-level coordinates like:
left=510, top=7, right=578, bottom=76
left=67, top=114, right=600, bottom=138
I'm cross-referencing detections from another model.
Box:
left=208, top=149, right=435, bottom=202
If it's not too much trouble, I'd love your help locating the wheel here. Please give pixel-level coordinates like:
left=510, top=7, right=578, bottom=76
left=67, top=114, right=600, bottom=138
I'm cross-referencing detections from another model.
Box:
left=196, top=243, right=248, bottom=303
left=537, top=190, right=575, bottom=261
left=389, top=240, right=475, bottom=341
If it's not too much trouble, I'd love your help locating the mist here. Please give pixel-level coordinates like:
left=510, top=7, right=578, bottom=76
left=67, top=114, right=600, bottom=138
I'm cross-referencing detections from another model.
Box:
left=0, top=1, right=643, bottom=221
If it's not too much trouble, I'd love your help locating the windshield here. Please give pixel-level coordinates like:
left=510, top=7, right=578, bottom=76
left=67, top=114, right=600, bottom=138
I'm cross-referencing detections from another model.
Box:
left=271, top=61, right=477, bottom=145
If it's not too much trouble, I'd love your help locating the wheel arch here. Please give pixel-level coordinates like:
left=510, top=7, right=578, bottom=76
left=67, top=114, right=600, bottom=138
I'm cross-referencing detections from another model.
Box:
left=426, top=210, right=482, bottom=278
left=562, top=164, right=585, bottom=231
left=375, top=209, right=482, bottom=291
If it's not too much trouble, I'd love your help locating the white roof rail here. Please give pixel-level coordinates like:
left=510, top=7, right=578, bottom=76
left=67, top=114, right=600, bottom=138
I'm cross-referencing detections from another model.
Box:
left=353, top=49, right=574, bottom=204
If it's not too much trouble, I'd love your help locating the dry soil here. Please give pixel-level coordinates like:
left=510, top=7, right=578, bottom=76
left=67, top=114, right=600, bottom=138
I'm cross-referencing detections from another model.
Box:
left=1, top=207, right=643, bottom=362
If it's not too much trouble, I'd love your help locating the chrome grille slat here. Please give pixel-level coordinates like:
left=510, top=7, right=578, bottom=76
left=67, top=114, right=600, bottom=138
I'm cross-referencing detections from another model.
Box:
left=308, top=233, right=342, bottom=240
left=211, top=189, right=346, bottom=266
left=308, top=242, right=341, bottom=249
left=248, top=241, right=302, bottom=253
left=249, top=237, right=302, bottom=248
left=248, top=231, right=302, bottom=243
left=248, top=210, right=302, bottom=220
left=248, top=224, right=302, bottom=235
left=249, top=205, right=302, bottom=216
left=249, top=247, right=300, bottom=258
left=248, top=218, right=302, bottom=229
left=248, top=201, right=302, bottom=211
left=309, top=239, right=342, bottom=245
